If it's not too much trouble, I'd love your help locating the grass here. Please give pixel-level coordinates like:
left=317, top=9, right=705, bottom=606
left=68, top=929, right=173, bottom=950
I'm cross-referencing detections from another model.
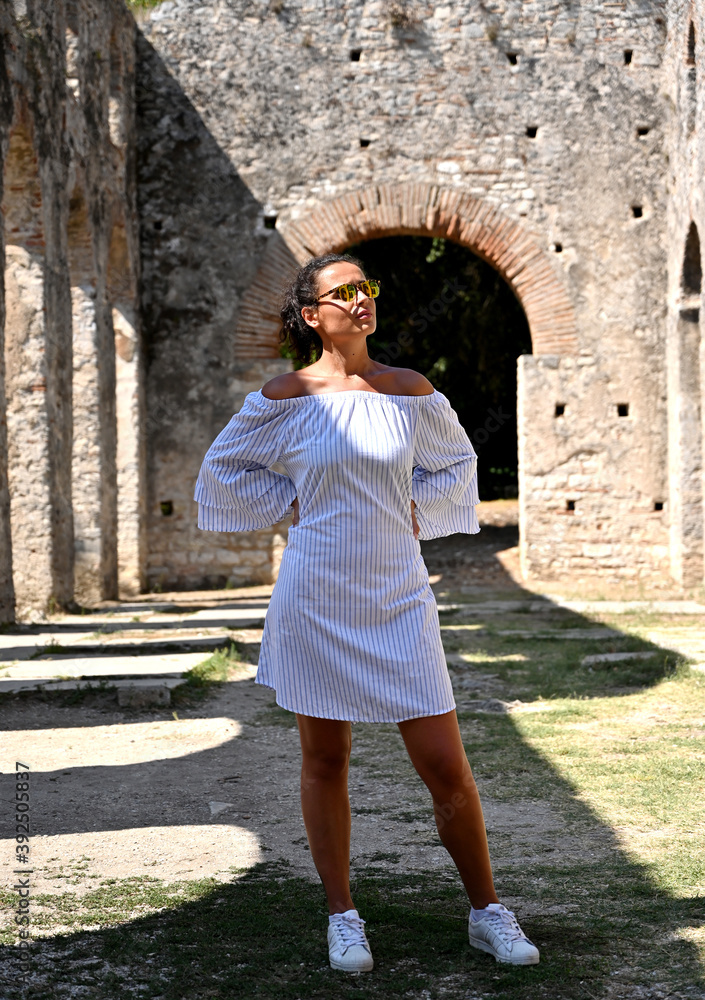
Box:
left=1, top=602, right=703, bottom=998
left=29, top=643, right=67, bottom=660
left=171, top=642, right=249, bottom=704
left=124, top=0, right=168, bottom=11
left=252, top=703, right=299, bottom=728
left=1, top=858, right=700, bottom=999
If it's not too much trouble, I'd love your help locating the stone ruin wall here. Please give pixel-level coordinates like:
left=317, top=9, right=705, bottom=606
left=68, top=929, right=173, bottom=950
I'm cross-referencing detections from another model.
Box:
left=137, top=0, right=676, bottom=591
left=663, top=0, right=705, bottom=591
left=0, top=0, right=144, bottom=620
left=1, top=0, right=704, bottom=618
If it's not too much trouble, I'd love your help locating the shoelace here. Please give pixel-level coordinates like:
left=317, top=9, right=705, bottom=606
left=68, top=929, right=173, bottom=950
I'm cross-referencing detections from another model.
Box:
left=482, top=906, right=527, bottom=944
left=330, top=913, right=369, bottom=954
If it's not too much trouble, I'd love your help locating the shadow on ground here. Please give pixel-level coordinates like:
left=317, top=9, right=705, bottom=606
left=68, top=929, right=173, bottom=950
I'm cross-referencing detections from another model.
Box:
left=1, top=522, right=703, bottom=999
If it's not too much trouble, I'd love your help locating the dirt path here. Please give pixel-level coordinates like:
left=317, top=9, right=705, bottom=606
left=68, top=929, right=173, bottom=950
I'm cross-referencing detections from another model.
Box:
left=2, top=511, right=692, bottom=904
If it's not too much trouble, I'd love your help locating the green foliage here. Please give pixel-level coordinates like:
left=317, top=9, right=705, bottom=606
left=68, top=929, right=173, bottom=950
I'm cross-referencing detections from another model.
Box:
left=172, top=642, right=247, bottom=703
left=125, top=0, right=168, bottom=11
left=348, top=236, right=532, bottom=499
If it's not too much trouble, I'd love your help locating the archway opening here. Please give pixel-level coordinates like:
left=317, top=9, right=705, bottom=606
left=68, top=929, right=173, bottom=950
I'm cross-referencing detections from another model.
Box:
left=343, top=235, right=532, bottom=502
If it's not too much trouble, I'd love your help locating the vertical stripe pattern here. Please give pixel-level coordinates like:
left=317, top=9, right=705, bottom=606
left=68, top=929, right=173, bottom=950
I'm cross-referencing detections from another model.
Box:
left=194, top=388, right=480, bottom=722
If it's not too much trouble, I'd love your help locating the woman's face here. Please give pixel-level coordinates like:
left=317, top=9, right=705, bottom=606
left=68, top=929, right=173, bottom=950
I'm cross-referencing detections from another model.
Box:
left=304, top=262, right=377, bottom=341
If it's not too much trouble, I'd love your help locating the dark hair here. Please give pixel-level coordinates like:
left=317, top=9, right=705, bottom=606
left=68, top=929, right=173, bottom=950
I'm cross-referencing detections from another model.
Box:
left=279, top=252, right=366, bottom=365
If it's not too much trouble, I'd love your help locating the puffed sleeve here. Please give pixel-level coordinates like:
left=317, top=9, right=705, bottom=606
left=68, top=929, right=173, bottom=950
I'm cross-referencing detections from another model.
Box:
left=411, top=391, right=480, bottom=540
left=194, top=391, right=297, bottom=531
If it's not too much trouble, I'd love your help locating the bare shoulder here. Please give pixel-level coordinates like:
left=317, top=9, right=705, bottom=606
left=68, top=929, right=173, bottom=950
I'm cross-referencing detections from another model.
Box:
left=260, top=372, right=308, bottom=400
left=388, top=368, right=435, bottom=397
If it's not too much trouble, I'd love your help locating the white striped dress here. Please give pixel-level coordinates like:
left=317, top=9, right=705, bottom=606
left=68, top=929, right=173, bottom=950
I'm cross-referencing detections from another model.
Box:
left=194, top=388, right=480, bottom=722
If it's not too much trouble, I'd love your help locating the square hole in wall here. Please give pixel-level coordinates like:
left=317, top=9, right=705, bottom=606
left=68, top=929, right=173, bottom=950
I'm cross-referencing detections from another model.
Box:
left=654, top=501, right=664, bottom=511
left=632, top=205, right=643, bottom=218
left=566, top=500, right=576, bottom=511
left=553, top=242, right=563, bottom=253
left=350, top=48, right=362, bottom=61
left=617, top=403, right=629, bottom=417
left=506, top=52, right=518, bottom=64
left=263, top=214, right=278, bottom=230
left=160, top=501, right=173, bottom=517
left=526, top=125, right=538, bottom=138
left=680, top=307, right=700, bottom=323
left=637, top=126, right=650, bottom=137
left=153, top=220, right=162, bottom=231
left=624, top=49, right=633, bottom=64
left=555, top=403, right=565, bottom=417
left=359, top=138, right=371, bottom=148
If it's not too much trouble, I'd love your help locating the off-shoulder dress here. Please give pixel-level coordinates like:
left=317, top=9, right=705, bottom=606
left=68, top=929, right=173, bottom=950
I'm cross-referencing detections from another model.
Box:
left=194, top=388, right=480, bottom=723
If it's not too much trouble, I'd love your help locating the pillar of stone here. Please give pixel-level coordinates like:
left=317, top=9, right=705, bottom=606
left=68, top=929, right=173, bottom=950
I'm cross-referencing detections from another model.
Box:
left=0, top=37, right=15, bottom=623
left=71, top=279, right=104, bottom=604
left=68, top=265, right=119, bottom=603
left=64, top=0, right=122, bottom=604
left=114, top=300, right=145, bottom=596
left=94, top=261, right=119, bottom=601
left=68, top=208, right=120, bottom=604
left=32, top=2, right=75, bottom=609
left=0, top=237, right=14, bottom=623
left=4, top=245, right=55, bottom=613
left=667, top=306, right=704, bottom=588
left=109, top=14, right=145, bottom=598
left=701, top=322, right=705, bottom=588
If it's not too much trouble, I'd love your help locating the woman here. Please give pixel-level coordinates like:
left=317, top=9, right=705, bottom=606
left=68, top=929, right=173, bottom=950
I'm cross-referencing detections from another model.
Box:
left=195, top=252, right=539, bottom=973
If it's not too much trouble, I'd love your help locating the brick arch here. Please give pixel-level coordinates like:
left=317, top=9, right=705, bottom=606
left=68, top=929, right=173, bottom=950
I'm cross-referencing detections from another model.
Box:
left=235, top=183, right=579, bottom=358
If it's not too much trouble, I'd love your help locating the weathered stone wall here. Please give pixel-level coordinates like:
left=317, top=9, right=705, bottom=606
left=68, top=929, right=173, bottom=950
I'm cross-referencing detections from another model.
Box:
left=518, top=355, right=669, bottom=583
left=0, top=0, right=142, bottom=618
left=136, top=0, right=674, bottom=589
left=663, top=1, right=705, bottom=589
left=0, top=33, right=15, bottom=623
left=3, top=0, right=703, bottom=608
left=4, top=243, right=53, bottom=610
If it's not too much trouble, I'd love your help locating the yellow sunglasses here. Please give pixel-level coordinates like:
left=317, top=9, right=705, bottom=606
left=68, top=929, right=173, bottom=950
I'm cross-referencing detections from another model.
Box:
left=315, top=278, right=381, bottom=303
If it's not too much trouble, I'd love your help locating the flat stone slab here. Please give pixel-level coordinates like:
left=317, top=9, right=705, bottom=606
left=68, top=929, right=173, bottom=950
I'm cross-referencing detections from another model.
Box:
left=581, top=651, right=657, bottom=665
left=496, top=628, right=623, bottom=639
left=139, top=610, right=267, bottom=629
left=643, top=630, right=705, bottom=663
left=0, top=676, right=186, bottom=695
left=0, top=651, right=210, bottom=687
left=0, top=630, right=244, bottom=664
left=437, top=601, right=555, bottom=615
left=0, top=631, right=101, bottom=661
left=441, top=598, right=705, bottom=618
left=553, top=599, right=705, bottom=615
left=34, top=635, right=233, bottom=657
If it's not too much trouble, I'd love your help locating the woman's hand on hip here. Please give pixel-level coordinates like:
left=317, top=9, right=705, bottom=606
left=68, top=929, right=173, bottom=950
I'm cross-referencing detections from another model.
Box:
left=291, top=497, right=300, bottom=526
left=411, top=499, right=419, bottom=540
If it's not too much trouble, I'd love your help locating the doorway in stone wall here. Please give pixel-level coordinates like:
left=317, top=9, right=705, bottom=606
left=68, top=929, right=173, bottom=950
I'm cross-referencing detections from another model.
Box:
left=344, top=236, right=532, bottom=590
left=343, top=236, right=532, bottom=501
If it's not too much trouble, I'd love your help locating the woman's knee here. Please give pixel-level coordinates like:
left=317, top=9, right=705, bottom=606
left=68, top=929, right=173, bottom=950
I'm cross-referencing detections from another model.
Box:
left=399, top=712, right=475, bottom=793
left=302, top=745, right=350, bottom=780
left=422, top=750, right=475, bottom=794
left=298, top=716, right=351, bottom=779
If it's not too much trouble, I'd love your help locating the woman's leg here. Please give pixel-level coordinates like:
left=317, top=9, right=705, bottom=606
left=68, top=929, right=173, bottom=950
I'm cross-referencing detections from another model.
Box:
left=296, top=714, right=355, bottom=914
left=397, top=710, right=499, bottom=909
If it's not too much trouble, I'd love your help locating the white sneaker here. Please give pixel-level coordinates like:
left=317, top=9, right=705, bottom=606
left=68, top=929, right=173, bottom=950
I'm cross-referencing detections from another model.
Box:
left=327, top=909, right=374, bottom=972
left=468, top=903, right=540, bottom=965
